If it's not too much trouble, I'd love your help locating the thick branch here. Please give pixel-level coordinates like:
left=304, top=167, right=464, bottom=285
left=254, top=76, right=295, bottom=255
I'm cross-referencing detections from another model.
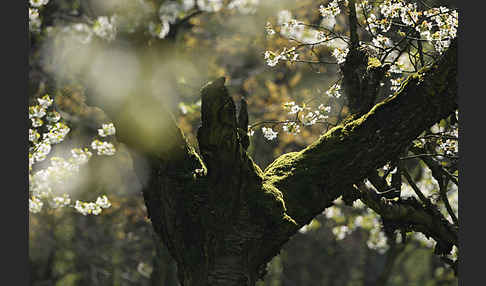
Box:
left=262, top=40, right=457, bottom=257
left=356, top=184, right=457, bottom=255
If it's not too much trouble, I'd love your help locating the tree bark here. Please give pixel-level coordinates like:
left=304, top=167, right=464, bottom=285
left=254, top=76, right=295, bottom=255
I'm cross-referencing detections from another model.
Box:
left=108, top=40, right=457, bottom=285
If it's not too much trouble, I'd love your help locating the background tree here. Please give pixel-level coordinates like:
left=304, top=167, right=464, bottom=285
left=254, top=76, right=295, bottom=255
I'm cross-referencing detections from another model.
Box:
left=29, top=1, right=458, bottom=285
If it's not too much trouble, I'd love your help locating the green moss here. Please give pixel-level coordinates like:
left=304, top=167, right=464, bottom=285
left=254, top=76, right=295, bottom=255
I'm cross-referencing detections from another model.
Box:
left=264, top=152, right=302, bottom=181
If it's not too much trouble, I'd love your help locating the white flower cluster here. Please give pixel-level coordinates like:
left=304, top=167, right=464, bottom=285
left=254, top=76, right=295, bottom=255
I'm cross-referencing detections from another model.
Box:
left=332, top=225, right=351, bottom=240
left=149, top=21, right=171, bottom=39
left=98, top=123, right=116, bottom=137
left=74, top=196, right=112, bottom=216
left=280, top=19, right=305, bottom=39
left=58, top=17, right=117, bottom=44
left=150, top=0, right=253, bottom=40
left=378, top=0, right=420, bottom=26
left=325, top=204, right=343, bottom=219
left=366, top=225, right=388, bottom=253
left=331, top=47, right=349, bottom=64
left=182, top=0, right=196, bottom=11
left=265, top=21, right=276, bottom=37
left=319, top=104, right=332, bottom=114
left=29, top=95, right=116, bottom=215
left=280, top=100, right=333, bottom=132
left=326, top=83, right=342, bottom=98
left=277, top=10, right=292, bottom=26
left=390, top=77, right=404, bottom=92
left=159, top=2, right=182, bottom=24
left=262, top=126, right=278, bottom=140
left=228, top=0, right=260, bottom=15
left=283, top=101, right=303, bottom=115
left=264, top=47, right=299, bottom=67
left=91, top=139, right=116, bottom=156
left=68, top=23, right=94, bottom=44
left=412, top=232, right=436, bottom=249
left=282, top=122, right=301, bottom=135
left=51, top=194, right=71, bottom=209
left=423, top=7, right=458, bottom=53
left=28, top=0, right=48, bottom=33
left=197, top=0, right=223, bottom=12
left=324, top=200, right=392, bottom=253
left=372, top=34, right=393, bottom=49
left=264, top=51, right=280, bottom=67
left=365, top=0, right=458, bottom=54
left=30, top=0, right=49, bottom=8
left=29, top=95, right=68, bottom=165
left=29, top=8, right=42, bottom=33
left=93, top=16, right=117, bottom=42
left=247, top=127, right=255, bottom=137
left=319, top=0, right=341, bottom=18
left=29, top=196, right=44, bottom=213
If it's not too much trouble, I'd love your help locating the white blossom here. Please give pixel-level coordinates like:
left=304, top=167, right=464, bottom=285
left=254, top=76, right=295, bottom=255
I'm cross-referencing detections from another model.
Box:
left=29, top=99, right=116, bottom=215
left=33, top=141, right=52, bottom=162
left=262, top=127, right=278, bottom=140
left=29, top=105, right=46, bottom=119
left=332, top=225, right=350, bottom=240
left=29, top=197, right=44, bottom=213
left=400, top=3, right=419, bottom=26
left=265, top=22, right=275, bottom=36
left=277, top=10, right=292, bottom=26
left=228, top=0, right=260, bottom=14
left=283, top=102, right=302, bottom=115
left=43, top=122, right=70, bottom=144
left=51, top=194, right=71, bottom=208
left=367, top=226, right=388, bottom=253
left=332, top=47, right=349, bottom=64
left=93, top=16, right=117, bottom=42
left=46, top=111, right=61, bottom=123
left=96, top=195, right=112, bottom=209
left=31, top=118, right=43, bottom=128
left=283, top=122, right=301, bottom=134
left=319, top=0, right=341, bottom=18
left=149, top=20, right=170, bottom=39
left=30, top=0, right=49, bottom=8
left=264, top=50, right=280, bottom=67
left=197, top=0, right=223, bottom=12
left=319, top=104, right=331, bottom=113
left=182, top=0, right=196, bottom=11
left=98, top=123, right=116, bottom=137
left=29, top=8, right=41, bottom=33
left=29, top=129, right=40, bottom=142
left=91, top=140, right=116, bottom=156
left=71, top=148, right=93, bottom=165
left=70, top=23, right=94, bottom=44
left=37, top=95, right=53, bottom=108
left=159, top=2, right=181, bottom=24
left=412, top=232, right=436, bottom=249
left=372, top=35, right=393, bottom=49
left=326, top=83, right=342, bottom=98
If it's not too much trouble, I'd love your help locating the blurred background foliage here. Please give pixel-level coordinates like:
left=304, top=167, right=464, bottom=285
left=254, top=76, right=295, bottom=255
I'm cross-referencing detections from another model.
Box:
left=29, top=0, right=457, bottom=285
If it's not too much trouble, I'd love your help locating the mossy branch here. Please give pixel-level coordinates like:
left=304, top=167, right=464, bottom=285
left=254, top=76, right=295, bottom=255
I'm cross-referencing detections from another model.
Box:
left=356, top=183, right=457, bottom=255
left=261, top=40, right=457, bottom=257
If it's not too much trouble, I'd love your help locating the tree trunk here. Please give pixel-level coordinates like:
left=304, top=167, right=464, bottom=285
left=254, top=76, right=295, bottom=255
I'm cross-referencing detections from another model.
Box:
left=150, top=233, right=178, bottom=286
left=106, top=40, right=457, bottom=285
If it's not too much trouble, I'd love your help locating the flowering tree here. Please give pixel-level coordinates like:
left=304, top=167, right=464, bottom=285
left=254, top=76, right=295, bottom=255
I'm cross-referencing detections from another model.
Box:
left=29, top=0, right=458, bottom=285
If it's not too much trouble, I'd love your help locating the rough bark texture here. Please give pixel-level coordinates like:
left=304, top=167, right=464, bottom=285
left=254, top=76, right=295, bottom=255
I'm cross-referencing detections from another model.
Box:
left=109, top=40, right=457, bottom=285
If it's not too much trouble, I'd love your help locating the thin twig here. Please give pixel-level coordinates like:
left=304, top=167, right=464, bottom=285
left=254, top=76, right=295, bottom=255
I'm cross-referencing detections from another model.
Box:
left=438, top=180, right=458, bottom=225
left=402, top=169, right=429, bottom=203
left=400, top=153, right=459, bottom=160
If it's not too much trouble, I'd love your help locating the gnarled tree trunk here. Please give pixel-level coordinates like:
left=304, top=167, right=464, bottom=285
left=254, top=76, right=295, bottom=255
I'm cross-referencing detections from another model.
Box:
left=108, top=40, right=457, bottom=286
